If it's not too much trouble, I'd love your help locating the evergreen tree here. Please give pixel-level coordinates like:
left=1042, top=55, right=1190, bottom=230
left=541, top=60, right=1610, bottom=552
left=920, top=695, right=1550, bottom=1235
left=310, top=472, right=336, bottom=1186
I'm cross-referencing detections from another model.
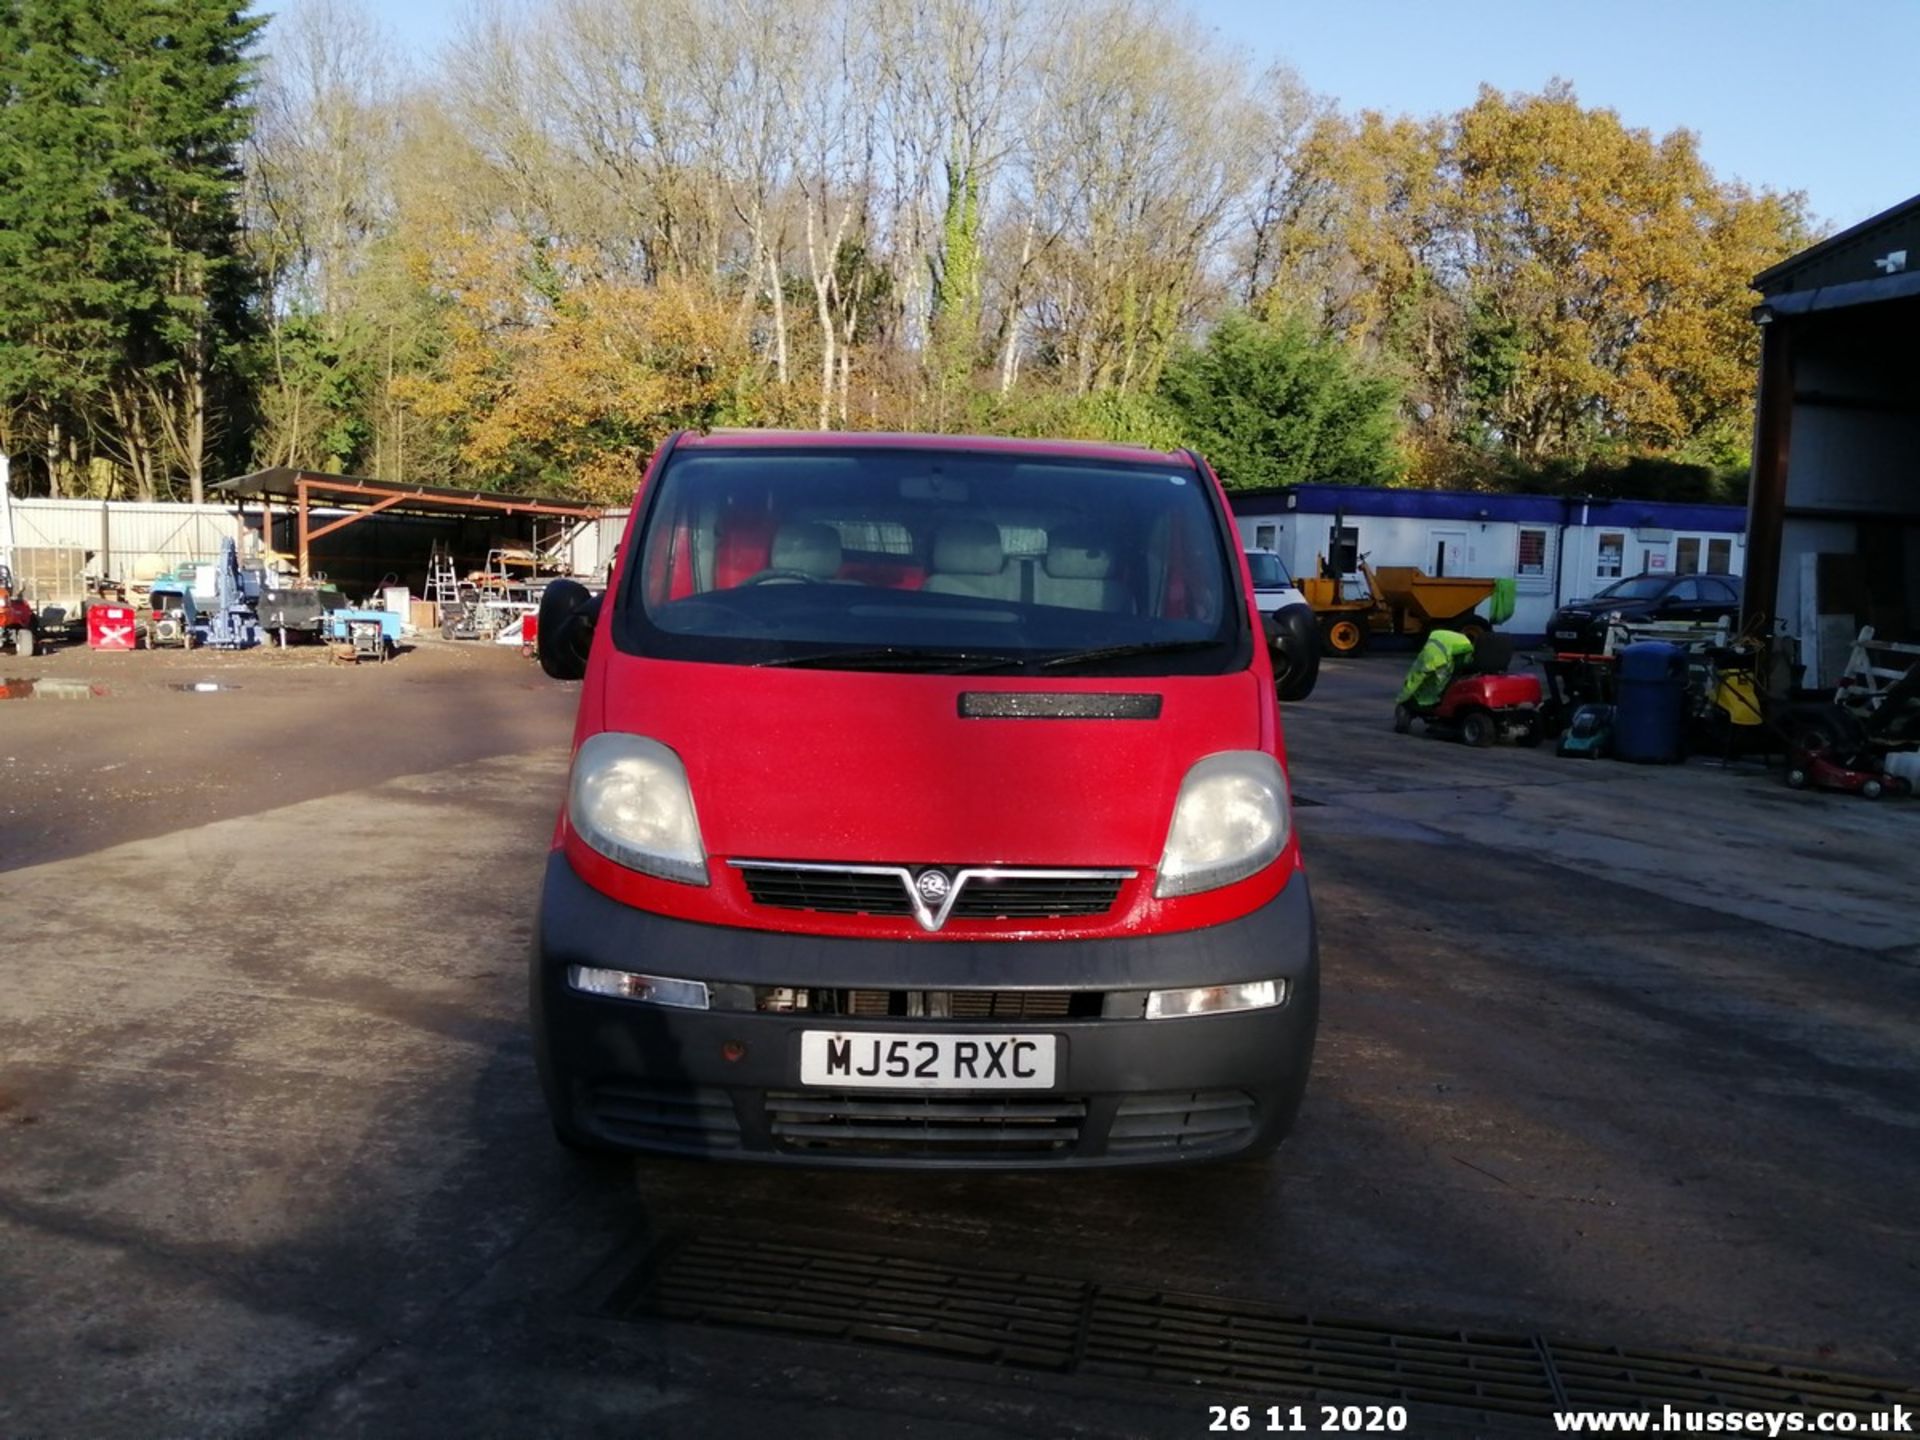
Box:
left=0, top=0, right=131, bottom=494
left=1159, top=313, right=1403, bottom=490
left=0, top=0, right=261, bottom=500
left=103, top=0, right=265, bottom=501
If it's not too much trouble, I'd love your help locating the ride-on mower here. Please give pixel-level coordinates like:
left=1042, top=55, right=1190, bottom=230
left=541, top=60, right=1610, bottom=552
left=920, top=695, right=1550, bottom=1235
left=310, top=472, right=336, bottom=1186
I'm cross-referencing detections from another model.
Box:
left=1394, top=630, right=1544, bottom=747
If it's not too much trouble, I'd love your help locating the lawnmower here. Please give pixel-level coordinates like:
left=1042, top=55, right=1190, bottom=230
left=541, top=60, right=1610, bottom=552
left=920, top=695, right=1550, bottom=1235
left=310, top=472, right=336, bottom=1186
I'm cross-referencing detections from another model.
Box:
left=1556, top=703, right=1615, bottom=758
left=1785, top=740, right=1911, bottom=800
left=1393, top=630, right=1545, bottom=748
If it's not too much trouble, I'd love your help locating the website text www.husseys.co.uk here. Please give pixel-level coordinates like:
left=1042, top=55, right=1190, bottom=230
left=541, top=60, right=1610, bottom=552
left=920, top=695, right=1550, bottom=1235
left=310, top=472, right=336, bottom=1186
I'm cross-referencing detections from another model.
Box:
left=1553, top=1405, right=1913, bottom=1435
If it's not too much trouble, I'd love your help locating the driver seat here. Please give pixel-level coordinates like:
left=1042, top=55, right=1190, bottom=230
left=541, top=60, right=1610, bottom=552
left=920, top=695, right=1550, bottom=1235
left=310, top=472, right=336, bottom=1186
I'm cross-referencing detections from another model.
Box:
left=767, top=522, right=844, bottom=581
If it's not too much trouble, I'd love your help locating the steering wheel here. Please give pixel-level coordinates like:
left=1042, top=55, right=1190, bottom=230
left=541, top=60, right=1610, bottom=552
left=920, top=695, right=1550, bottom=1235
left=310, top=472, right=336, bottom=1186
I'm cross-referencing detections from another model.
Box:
left=740, top=568, right=824, bottom=586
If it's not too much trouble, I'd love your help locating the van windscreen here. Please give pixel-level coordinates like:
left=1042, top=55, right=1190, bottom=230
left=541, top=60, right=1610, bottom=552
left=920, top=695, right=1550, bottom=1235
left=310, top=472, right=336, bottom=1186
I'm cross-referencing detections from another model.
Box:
left=1245, top=552, right=1291, bottom=589
left=615, top=446, right=1246, bottom=674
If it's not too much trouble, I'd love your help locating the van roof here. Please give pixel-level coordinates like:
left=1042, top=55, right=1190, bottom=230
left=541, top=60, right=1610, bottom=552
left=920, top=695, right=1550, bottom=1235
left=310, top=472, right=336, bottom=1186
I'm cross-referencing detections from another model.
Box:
left=678, top=429, right=1193, bottom=468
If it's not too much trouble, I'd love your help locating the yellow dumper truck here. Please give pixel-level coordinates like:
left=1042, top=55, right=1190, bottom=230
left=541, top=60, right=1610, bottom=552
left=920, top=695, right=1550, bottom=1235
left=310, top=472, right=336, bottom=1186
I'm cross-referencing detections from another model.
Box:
left=1300, top=559, right=1503, bottom=656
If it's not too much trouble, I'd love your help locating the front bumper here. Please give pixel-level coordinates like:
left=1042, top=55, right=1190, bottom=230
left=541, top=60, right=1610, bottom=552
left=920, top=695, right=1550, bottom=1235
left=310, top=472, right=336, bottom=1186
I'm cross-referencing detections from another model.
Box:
left=1547, top=614, right=1605, bottom=652
left=531, top=852, right=1318, bottom=1169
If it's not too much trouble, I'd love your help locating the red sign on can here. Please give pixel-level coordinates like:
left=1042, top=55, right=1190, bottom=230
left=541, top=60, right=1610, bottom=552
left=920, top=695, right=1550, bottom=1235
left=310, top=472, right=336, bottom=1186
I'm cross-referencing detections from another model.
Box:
left=88, top=603, right=138, bottom=651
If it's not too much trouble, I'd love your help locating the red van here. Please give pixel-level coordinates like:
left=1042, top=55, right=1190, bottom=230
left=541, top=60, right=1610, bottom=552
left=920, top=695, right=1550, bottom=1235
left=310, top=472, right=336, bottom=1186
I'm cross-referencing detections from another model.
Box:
left=531, top=432, right=1317, bottom=1167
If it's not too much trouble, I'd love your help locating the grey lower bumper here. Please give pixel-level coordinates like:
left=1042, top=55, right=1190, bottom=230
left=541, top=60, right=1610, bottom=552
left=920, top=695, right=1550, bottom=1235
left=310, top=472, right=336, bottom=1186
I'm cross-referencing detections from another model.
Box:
left=531, top=852, right=1319, bottom=1168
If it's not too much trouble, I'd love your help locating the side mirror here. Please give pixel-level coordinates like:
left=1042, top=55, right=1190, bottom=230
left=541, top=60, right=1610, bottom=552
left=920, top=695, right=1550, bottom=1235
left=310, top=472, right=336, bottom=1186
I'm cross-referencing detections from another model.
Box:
left=537, top=579, right=600, bottom=681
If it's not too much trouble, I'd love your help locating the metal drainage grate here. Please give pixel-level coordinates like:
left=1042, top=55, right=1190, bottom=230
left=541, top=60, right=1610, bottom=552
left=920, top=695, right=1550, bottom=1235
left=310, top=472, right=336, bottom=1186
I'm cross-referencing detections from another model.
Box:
left=611, top=1234, right=1087, bottom=1370
left=606, top=1235, right=1919, bottom=1424
left=1084, top=1288, right=1556, bottom=1416
left=1549, top=1342, right=1914, bottom=1414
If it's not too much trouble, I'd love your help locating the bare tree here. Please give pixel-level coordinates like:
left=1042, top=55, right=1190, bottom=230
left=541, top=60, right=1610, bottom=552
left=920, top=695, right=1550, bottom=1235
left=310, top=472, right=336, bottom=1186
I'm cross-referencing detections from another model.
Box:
left=247, top=0, right=399, bottom=324
left=784, top=2, right=879, bottom=428
left=1022, top=1, right=1259, bottom=393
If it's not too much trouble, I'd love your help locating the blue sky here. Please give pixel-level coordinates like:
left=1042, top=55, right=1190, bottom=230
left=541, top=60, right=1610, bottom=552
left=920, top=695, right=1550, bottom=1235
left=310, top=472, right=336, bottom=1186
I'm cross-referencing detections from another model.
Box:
left=356, top=0, right=1913, bottom=231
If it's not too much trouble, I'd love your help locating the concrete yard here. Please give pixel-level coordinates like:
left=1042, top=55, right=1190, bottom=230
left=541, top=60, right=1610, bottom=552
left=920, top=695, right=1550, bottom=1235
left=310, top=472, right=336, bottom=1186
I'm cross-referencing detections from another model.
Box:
left=1, top=644, right=1916, bottom=1437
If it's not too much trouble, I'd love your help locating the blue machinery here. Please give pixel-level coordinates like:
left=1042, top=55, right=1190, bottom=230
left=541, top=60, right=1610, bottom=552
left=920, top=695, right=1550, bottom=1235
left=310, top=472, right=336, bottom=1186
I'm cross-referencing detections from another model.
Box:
left=203, top=538, right=262, bottom=649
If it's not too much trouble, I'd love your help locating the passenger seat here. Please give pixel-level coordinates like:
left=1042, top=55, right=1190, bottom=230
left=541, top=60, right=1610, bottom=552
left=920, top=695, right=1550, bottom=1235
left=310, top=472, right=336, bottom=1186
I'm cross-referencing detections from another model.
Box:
left=1034, top=528, right=1127, bottom=612
left=923, top=520, right=1022, bottom=601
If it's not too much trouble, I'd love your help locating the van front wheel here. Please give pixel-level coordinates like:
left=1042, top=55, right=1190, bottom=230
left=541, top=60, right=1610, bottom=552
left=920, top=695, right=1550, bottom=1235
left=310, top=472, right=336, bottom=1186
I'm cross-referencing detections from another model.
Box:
left=1268, top=604, right=1320, bottom=701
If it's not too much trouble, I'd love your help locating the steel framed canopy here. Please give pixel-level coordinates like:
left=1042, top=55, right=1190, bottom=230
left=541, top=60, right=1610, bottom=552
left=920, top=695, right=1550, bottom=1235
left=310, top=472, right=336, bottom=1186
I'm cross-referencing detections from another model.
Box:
left=215, top=468, right=602, bottom=580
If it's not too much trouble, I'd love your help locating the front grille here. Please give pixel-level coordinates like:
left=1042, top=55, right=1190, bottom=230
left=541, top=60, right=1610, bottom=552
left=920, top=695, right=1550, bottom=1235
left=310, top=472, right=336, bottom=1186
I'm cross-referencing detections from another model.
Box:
left=734, top=861, right=1129, bottom=926
left=947, top=875, right=1124, bottom=919
left=739, top=868, right=911, bottom=916
left=1106, top=1090, right=1258, bottom=1157
left=756, top=987, right=1093, bottom=1020
left=946, top=990, right=1073, bottom=1019
left=766, top=1091, right=1087, bottom=1157
left=586, top=1083, right=742, bottom=1153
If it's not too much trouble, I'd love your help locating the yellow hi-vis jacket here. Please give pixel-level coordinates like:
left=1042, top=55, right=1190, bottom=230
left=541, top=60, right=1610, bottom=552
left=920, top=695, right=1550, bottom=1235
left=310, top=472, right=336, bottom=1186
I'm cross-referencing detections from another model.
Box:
left=1395, top=629, right=1476, bottom=707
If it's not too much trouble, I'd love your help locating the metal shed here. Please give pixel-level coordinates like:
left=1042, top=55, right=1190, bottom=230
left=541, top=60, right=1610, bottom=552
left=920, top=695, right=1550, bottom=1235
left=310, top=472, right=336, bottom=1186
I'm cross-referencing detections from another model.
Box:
left=213, top=469, right=602, bottom=590
left=1746, top=194, right=1920, bottom=687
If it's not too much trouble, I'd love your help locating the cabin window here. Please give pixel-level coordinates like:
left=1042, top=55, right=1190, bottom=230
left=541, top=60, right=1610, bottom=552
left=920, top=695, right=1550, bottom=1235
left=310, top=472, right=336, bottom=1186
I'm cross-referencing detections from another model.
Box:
left=1516, top=527, right=1548, bottom=578
left=1596, top=532, right=1626, bottom=579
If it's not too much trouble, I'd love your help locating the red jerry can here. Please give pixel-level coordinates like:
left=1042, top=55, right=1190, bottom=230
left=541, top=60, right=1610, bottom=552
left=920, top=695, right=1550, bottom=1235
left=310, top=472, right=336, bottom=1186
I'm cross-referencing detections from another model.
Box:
left=88, top=603, right=138, bottom=651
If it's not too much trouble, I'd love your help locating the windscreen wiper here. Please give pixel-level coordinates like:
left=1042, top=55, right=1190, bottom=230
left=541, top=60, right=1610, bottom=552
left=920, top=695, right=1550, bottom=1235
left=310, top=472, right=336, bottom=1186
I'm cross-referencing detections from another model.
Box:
left=754, top=647, right=1031, bottom=673
left=1033, top=638, right=1224, bottom=671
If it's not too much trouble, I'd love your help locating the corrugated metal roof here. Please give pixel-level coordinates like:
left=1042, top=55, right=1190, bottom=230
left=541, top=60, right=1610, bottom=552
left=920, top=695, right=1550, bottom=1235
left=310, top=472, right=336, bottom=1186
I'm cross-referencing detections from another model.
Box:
left=215, top=468, right=601, bottom=518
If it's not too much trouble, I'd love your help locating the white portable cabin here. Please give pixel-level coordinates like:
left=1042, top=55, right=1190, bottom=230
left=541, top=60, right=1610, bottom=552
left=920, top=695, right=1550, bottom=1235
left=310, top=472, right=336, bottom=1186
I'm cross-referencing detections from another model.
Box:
left=1229, top=485, right=1746, bottom=639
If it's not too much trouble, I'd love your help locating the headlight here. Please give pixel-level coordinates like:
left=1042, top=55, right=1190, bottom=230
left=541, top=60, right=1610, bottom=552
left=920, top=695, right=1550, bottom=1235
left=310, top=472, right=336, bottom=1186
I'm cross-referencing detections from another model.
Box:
left=1145, top=979, right=1286, bottom=1019
left=568, top=733, right=708, bottom=885
left=1155, top=751, right=1290, bottom=898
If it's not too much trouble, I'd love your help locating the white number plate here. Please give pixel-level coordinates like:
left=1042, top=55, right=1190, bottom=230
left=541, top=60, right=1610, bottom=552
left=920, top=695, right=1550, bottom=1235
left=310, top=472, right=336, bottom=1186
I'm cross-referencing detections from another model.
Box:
left=799, top=1031, right=1056, bottom=1089
left=1554, top=629, right=1579, bottom=640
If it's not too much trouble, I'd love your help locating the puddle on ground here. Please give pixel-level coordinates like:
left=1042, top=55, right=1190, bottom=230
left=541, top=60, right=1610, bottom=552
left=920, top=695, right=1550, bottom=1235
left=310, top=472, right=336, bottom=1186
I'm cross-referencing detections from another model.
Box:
left=170, top=681, right=241, bottom=693
left=0, top=678, right=108, bottom=701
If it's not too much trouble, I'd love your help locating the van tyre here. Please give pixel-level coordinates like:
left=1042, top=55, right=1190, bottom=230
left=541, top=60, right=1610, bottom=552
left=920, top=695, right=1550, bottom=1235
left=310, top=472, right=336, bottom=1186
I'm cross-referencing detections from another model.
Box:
left=1267, top=605, right=1320, bottom=702
left=1461, top=710, right=1496, bottom=748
